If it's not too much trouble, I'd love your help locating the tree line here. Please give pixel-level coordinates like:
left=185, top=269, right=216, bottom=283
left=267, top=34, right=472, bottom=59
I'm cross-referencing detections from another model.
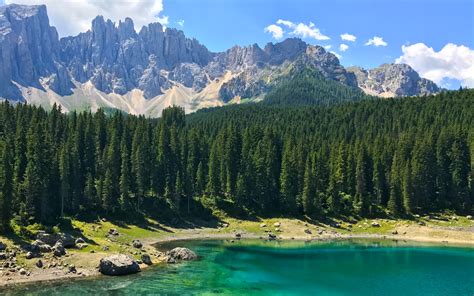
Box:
left=0, top=89, right=473, bottom=231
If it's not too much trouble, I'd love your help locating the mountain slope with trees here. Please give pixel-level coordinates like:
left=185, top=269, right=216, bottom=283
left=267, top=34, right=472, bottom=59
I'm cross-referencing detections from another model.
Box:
left=0, top=89, right=473, bottom=232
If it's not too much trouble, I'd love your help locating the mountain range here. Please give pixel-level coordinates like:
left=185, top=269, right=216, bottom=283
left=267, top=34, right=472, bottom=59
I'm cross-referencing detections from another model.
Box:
left=0, top=4, right=440, bottom=116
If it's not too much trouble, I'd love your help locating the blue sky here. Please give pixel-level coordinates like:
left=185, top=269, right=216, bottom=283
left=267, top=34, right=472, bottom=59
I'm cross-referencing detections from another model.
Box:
left=2, top=0, right=473, bottom=88
left=164, top=0, right=473, bottom=68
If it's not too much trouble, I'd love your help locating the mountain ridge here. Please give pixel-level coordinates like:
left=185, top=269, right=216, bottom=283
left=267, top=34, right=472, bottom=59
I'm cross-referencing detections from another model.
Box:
left=0, top=4, right=440, bottom=116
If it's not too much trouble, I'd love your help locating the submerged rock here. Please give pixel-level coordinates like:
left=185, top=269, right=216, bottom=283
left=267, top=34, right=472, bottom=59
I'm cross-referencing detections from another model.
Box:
left=99, top=254, right=141, bottom=276
left=165, top=247, right=197, bottom=263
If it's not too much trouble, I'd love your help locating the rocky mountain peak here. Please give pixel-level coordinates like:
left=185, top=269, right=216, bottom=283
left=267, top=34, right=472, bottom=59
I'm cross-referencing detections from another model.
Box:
left=0, top=3, right=440, bottom=116
left=347, top=63, right=440, bottom=97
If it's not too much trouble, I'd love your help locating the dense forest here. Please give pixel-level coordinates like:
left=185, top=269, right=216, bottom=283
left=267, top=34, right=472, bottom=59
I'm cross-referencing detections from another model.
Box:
left=0, top=89, right=473, bottom=232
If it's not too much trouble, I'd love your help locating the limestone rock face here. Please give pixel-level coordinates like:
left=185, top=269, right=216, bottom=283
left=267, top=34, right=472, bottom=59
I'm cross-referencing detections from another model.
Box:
left=0, top=4, right=440, bottom=116
left=99, top=254, right=141, bottom=276
left=0, top=4, right=72, bottom=100
left=347, top=64, right=440, bottom=97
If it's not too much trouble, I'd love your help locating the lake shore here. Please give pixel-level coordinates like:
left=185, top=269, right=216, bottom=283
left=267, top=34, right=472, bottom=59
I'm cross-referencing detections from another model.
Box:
left=1, top=214, right=473, bottom=289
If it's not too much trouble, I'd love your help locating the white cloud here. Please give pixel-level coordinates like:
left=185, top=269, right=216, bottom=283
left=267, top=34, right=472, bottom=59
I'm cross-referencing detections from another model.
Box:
left=365, top=36, right=388, bottom=47
left=324, top=45, right=332, bottom=50
left=396, top=43, right=474, bottom=88
left=5, top=0, right=168, bottom=36
left=339, top=44, right=349, bottom=52
left=276, top=19, right=294, bottom=28
left=177, top=19, right=185, bottom=27
left=276, top=19, right=330, bottom=40
left=330, top=51, right=342, bottom=59
left=264, top=24, right=284, bottom=39
left=340, top=33, right=356, bottom=42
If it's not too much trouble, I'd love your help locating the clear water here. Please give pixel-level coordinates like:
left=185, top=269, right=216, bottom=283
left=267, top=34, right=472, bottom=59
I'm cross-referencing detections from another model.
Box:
left=3, top=239, right=474, bottom=296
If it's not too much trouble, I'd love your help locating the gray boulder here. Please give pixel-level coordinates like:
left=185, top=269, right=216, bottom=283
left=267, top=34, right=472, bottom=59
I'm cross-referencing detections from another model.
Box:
left=52, top=242, right=66, bottom=257
left=99, top=254, right=141, bottom=276
left=32, top=240, right=52, bottom=253
left=132, top=240, right=143, bottom=248
left=25, top=252, right=36, bottom=259
left=57, top=233, right=76, bottom=247
left=165, top=247, right=197, bottom=262
left=268, top=233, right=277, bottom=240
left=141, top=254, right=152, bottom=265
left=36, top=231, right=75, bottom=248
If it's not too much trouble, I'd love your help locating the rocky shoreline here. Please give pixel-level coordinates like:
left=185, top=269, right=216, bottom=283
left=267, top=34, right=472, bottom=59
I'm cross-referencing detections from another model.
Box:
left=1, top=216, right=473, bottom=289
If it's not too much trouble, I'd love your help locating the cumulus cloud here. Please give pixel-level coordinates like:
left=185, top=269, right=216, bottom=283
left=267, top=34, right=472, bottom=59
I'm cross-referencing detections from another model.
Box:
left=5, top=0, right=168, bottom=36
left=340, top=33, right=356, bottom=42
left=275, top=19, right=330, bottom=40
left=396, top=43, right=474, bottom=88
left=365, top=36, right=388, bottom=47
left=339, top=44, right=349, bottom=52
left=177, top=20, right=185, bottom=27
left=264, top=24, right=284, bottom=39
left=324, top=45, right=332, bottom=50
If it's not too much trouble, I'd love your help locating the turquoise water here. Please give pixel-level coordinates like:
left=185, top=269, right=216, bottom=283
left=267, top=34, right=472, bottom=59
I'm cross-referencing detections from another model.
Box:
left=3, top=239, right=474, bottom=295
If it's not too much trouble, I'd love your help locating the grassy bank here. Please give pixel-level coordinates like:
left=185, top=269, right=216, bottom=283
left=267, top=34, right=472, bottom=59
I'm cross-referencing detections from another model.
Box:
left=0, top=213, right=473, bottom=287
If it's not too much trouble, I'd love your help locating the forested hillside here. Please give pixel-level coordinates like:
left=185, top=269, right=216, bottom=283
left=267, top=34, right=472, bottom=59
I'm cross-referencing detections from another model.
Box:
left=264, top=67, right=372, bottom=106
left=0, top=89, right=473, bottom=232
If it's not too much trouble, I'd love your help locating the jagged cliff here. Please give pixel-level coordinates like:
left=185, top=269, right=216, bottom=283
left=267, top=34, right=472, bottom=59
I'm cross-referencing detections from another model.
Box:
left=0, top=4, right=440, bottom=116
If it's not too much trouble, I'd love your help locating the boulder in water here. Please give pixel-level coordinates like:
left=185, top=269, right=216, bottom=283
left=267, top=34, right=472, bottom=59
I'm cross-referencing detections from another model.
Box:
left=99, top=254, right=141, bottom=276
left=165, top=247, right=197, bottom=263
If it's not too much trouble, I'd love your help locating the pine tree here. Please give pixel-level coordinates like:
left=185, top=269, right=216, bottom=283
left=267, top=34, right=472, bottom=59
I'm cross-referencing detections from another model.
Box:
left=119, top=134, right=132, bottom=213
left=302, top=156, right=316, bottom=215
left=388, top=152, right=404, bottom=216
left=280, top=139, right=298, bottom=214
left=328, top=144, right=347, bottom=214
left=0, top=138, right=13, bottom=231
left=450, top=134, right=471, bottom=211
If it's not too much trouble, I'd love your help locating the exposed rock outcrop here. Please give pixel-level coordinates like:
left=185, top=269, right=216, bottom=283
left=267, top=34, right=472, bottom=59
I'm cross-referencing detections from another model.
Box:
left=0, top=4, right=440, bottom=117
left=347, top=64, right=439, bottom=97
left=99, top=254, right=141, bottom=276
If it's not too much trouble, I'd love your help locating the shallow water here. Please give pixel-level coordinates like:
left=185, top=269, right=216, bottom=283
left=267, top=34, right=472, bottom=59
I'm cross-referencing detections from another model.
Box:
left=3, top=239, right=474, bottom=295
